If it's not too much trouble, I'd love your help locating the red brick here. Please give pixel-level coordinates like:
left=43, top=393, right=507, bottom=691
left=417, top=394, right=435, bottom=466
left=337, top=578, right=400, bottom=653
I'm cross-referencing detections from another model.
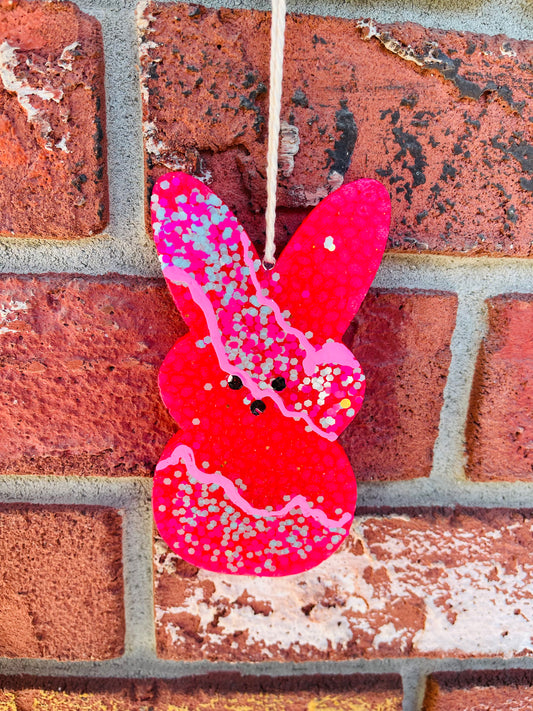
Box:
left=0, top=0, right=108, bottom=238
left=341, top=289, right=457, bottom=480
left=139, top=4, right=533, bottom=256
left=0, top=274, right=185, bottom=476
left=424, top=670, right=533, bottom=710
left=155, top=508, right=533, bottom=661
left=0, top=674, right=403, bottom=709
left=0, top=505, right=124, bottom=659
left=466, top=295, right=533, bottom=481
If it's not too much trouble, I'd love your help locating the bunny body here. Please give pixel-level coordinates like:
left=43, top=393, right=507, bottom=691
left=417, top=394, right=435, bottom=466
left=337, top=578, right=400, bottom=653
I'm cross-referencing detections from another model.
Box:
left=151, top=172, right=390, bottom=576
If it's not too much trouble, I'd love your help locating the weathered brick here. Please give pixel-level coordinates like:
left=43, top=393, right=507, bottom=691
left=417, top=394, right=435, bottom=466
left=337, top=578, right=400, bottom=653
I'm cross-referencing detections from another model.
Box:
left=155, top=508, right=533, bottom=661
left=0, top=0, right=108, bottom=238
left=139, top=3, right=533, bottom=256
left=0, top=674, right=403, bottom=710
left=466, top=295, right=533, bottom=481
left=0, top=505, right=124, bottom=659
left=342, top=289, right=457, bottom=480
left=0, top=274, right=185, bottom=476
left=424, top=670, right=533, bottom=710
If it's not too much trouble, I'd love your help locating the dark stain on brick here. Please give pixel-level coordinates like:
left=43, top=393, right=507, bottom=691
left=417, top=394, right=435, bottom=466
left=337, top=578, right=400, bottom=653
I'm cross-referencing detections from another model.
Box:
left=392, top=126, right=427, bottom=190
left=424, top=49, right=525, bottom=113
left=440, top=162, right=457, bottom=182
left=369, top=27, right=525, bottom=115
left=93, top=115, right=104, bottom=160
left=520, top=177, right=533, bottom=193
left=147, top=62, right=160, bottom=80
left=72, top=174, right=88, bottom=192
left=239, top=83, right=267, bottom=134
left=465, top=39, right=477, bottom=55
left=376, top=166, right=393, bottom=178
left=242, top=72, right=257, bottom=89
left=292, top=88, right=309, bottom=108
left=326, top=101, right=357, bottom=177
left=491, top=135, right=533, bottom=173
left=400, top=94, right=418, bottom=108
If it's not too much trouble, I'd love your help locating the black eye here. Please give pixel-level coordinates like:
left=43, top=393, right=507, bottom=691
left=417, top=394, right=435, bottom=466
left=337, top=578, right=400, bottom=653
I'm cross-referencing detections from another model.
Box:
left=228, top=375, right=243, bottom=390
left=271, top=376, right=286, bottom=391
left=250, top=400, right=266, bottom=416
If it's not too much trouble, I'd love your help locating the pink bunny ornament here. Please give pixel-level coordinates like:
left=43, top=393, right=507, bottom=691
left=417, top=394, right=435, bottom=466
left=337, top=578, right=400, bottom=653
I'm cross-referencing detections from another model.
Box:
left=151, top=172, right=390, bottom=576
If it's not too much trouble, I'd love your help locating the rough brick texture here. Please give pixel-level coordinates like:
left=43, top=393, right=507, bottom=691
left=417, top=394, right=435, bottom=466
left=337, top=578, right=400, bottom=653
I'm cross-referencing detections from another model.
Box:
left=0, top=0, right=108, bottom=238
left=0, top=505, right=124, bottom=659
left=0, top=674, right=403, bottom=710
left=466, top=294, right=533, bottom=481
left=424, top=670, right=533, bottom=710
left=139, top=3, right=533, bottom=256
left=155, top=508, right=533, bottom=661
left=0, top=277, right=453, bottom=480
left=0, top=274, right=185, bottom=476
left=342, top=289, right=457, bottom=480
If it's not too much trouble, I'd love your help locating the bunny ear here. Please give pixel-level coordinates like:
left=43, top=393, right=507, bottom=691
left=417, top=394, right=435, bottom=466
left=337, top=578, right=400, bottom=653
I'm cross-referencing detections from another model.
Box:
left=151, top=172, right=262, bottom=331
left=264, top=180, right=391, bottom=344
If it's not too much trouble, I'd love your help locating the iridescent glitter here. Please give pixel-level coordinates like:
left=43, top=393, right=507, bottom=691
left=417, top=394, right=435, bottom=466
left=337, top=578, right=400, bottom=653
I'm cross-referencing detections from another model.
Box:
left=151, top=172, right=390, bottom=576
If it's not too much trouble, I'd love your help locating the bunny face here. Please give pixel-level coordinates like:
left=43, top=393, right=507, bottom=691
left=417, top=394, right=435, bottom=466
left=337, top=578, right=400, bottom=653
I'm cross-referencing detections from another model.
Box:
left=151, top=172, right=390, bottom=576
left=152, top=177, right=366, bottom=440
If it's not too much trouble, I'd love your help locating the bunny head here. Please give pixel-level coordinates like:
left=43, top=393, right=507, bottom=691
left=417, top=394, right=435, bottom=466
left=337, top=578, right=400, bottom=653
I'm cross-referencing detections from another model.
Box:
left=151, top=172, right=390, bottom=576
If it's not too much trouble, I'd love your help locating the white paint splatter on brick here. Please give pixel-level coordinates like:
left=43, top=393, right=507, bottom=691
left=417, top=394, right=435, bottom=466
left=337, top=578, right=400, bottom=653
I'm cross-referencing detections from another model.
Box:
left=279, top=121, right=300, bottom=177
left=55, top=133, right=71, bottom=153
left=155, top=512, right=533, bottom=660
left=0, top=41, right=63, bottom=150
left=143, top=121, right=186, bottom=172
left=57, top=41, right=80, bottom=71
left=0, top=299, right=28, bottom=335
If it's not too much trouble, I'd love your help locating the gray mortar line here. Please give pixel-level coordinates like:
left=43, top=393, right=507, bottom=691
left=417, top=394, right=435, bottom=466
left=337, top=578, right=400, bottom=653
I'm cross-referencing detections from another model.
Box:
left=140, top=0, right=533, bottom=39
left=4, top=653, right=533, bottom=682
left=401, top=666, right=426, bottom=711
left=423, top=292, right=487, bottom=488
left=120, top=479, right=158, bottom=657
left=5, top=472, right=533, bottom=509
left=0, top=475, right=150, bottom=506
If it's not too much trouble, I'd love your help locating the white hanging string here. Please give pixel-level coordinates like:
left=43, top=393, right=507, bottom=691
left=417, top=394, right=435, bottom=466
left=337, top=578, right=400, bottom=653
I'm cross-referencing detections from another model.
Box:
left=263, top=0, right=286, bottom=269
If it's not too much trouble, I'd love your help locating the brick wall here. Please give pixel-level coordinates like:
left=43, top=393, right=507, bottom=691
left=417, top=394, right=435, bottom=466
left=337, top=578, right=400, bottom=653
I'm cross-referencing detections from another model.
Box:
left=0, top=0, right=532, bottom=709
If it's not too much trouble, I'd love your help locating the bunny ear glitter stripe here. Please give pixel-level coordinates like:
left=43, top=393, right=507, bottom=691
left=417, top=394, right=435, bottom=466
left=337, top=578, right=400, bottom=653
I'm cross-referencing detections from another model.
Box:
left=151, top=172, right=371, bottom=438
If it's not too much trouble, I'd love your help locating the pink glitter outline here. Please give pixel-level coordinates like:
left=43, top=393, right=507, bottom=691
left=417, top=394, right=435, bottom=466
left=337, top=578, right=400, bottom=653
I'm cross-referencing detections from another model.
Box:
left=156, top=443, right=352, bottom=530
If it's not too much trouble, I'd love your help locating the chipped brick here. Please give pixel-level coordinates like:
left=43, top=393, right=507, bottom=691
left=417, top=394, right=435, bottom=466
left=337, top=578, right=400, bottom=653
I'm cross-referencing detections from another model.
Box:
left=155, top=509, right=533, bottom=661
left=0, top=0, right=108, bottom=238
left=139, top=4, right=533, bottom=256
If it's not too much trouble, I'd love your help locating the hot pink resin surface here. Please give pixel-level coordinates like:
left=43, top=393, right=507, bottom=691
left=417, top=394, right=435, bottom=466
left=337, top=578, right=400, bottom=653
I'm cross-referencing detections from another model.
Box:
left=151, top=173, right=390, bottom=576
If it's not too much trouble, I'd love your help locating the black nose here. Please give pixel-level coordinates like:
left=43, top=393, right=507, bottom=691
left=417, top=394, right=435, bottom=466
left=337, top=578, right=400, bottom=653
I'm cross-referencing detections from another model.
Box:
left=271, top=376, right=286, bottom=391
left=250, top=399, right=266, bottom=416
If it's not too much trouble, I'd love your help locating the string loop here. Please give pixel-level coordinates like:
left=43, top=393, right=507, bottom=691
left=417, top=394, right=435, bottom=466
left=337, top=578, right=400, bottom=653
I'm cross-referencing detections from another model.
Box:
left=263, top=0, right=286, bottom=269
